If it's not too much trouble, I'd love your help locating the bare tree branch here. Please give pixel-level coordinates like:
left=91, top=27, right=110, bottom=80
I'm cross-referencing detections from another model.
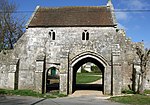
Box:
left=0, top=0, right=25, bottom=50
left=135, top=46, right=150, bottom=94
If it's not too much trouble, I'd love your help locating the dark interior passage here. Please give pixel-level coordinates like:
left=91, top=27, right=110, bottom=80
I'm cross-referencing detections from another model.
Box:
left=76, top=84, right=103, bottom=91
left=46, top=67, right=60, bottom=93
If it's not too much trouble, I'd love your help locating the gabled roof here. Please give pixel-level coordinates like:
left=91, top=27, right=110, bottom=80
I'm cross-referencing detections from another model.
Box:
left=27, top=6, right=116, bottom=27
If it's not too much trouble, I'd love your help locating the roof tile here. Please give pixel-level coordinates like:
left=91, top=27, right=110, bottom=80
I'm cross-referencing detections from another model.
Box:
left=28, top=6, right=115, bottom=27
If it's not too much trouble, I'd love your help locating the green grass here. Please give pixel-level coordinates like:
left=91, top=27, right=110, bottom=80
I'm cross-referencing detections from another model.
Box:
left=122, top=89, right=135, bottom=94
left=0, top=89, right=66, bottom=98
left=78, top=72, right=101, bottom=75
left=76, top=73, right=101, bottom=84
left=110, top=94, right=150, bottom=105
left=144, top=90, right=150, bottom=94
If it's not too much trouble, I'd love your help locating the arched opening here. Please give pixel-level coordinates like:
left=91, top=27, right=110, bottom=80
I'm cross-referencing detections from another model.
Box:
left=46, top=67, right=60, bottom=93
left=72, top=56, right=105, bottom=94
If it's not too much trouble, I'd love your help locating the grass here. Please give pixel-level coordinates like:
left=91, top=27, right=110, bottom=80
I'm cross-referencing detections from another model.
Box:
left=76, top=72, right=101, bottom=84
left=78, top=72, right=101, bottom=75
left=144, top=90, right=150, bottom=94
left=110, top=94, right=150, bottom=105
left=0, top=89, right=66, bottom=98
left=122, top=89, right=135, bottom=94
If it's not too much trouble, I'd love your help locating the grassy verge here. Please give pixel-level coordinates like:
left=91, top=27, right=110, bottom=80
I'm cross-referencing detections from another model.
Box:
left=0, top=89, right=66, bottom=98
left=144, top=90, right=150, bottom=94
left=110, top=94, right=150, bottom=105
left=78, top=72, right=101, bottom=75
left=76, top=73, right=101, bottom=84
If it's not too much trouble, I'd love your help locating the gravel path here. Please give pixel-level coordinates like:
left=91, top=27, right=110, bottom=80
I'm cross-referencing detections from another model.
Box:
left=70, top=78, right=103, bottom=97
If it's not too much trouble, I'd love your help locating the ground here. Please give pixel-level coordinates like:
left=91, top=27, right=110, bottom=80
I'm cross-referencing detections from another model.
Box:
left=0, top=95, right=126, bottom=105
left=0, top=77, right=125, bottom=105
left=72, top=78, right=102, bottom=97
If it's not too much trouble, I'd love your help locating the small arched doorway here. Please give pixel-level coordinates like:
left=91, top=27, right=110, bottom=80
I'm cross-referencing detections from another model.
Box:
left=46, top=67, right=60, bottom=93
left=69, top=53, right=109, bottom=94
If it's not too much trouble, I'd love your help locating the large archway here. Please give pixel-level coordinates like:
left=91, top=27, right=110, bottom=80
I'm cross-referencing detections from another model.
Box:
left=73, top=58, right=104, bottom=93
left=68, top=52, right=110, bottom=95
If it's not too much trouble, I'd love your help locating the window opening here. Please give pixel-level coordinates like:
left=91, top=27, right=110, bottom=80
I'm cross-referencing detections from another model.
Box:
left=52, top=32, right=55, bottom=40
left=86, top=32, right=89, bottom=40
left=49, top=30, right=55, bottom=40
left=82, top=32, right=85, bottom=40
left=82, top=30, right=89, bottom=40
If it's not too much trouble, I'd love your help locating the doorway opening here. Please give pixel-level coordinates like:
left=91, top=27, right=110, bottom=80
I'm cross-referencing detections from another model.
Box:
left=46, top=67, right=60, bottom=93
left=72, top=57, right=104, bottom=94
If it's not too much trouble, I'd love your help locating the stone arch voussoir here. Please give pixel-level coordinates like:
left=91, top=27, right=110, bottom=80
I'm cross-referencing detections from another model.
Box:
left=70, top=51, right=109, bottom=67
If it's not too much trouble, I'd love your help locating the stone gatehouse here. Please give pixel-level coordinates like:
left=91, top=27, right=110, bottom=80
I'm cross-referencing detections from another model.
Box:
left=0, top=1, right=150, bottom=95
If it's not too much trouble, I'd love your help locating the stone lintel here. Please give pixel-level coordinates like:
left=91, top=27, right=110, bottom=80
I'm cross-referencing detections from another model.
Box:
left=35, top=70, right=43, bottom=73
left=46, top=62, right=60, bottom=65
left=113, top=63, right=121, bottom=66
left=112, top=51, right=120, bottom=56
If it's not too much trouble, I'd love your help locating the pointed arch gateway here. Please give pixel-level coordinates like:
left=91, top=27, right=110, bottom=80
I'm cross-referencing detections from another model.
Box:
left=68, top=52, right=112, bottom=95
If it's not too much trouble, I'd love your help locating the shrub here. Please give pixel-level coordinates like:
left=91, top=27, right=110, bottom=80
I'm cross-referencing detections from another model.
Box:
left=91, top=65, right=102, bottom=74
left=144, top=90, right=150, bottom=94
left=122, top=89, right=135, bottom=94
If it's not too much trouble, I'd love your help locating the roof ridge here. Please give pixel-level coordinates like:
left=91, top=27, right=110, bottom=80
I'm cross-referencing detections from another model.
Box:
left=39, top=6, right=107, bottom=9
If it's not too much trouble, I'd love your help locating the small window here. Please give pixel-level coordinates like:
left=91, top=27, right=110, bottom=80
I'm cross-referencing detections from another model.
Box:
left=52, top=32, right=55, bottom=40
left=86, top=32, right=89, bottom=40
left=82, top=32, right=85, bottom=40
left=49, top=30, right=55, bottom=40
left=82, top=30, right=89, bottom=40
left=49, top=32, right=51, bottom=38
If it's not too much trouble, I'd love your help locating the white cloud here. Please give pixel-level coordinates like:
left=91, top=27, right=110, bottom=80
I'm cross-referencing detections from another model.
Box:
left=116, top=12, right=128, bottom=20
left=115, top=0, right=149, bottom=27
left=129, top=0, right=145, bottom=9
left=121, top=0, right=149, bottom=9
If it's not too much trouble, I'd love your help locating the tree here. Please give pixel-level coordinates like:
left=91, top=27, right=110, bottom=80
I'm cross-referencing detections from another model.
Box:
left=91, top=65, right=102, bottom=74
left=135, top=46, right=150, bottom=94
left=0, top=0, right=25, bottom=50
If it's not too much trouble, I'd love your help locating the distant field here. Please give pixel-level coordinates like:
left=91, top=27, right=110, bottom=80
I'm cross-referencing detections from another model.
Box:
left=76, top=73, right=101, bottom=84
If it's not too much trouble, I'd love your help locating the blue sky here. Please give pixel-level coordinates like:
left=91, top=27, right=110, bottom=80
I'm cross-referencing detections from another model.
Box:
left=9, top=0, right=150, bottom=48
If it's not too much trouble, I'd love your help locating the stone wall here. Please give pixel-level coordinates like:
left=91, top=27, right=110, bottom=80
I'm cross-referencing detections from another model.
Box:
left=13, top=27, right=118, bottom=93
left=0, top=26, right=149, bottom=94
left=0, top=50, right=19, bottom=89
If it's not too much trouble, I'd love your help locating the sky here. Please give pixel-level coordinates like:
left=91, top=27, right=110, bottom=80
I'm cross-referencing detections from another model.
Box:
left=9, top=0, right=150, bottom=48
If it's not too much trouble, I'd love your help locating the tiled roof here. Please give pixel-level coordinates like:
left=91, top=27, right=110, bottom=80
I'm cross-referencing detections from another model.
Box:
left=28, top=6, right=116, bottom=27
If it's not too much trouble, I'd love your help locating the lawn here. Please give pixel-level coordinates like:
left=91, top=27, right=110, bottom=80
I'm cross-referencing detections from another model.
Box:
left=0, top=89, right=66, bottom=98
left=144, top=90, right=150, bottom=94
left=76, top=73, right=101, bottom=84
left=110, top=94, right=150, bottom=105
